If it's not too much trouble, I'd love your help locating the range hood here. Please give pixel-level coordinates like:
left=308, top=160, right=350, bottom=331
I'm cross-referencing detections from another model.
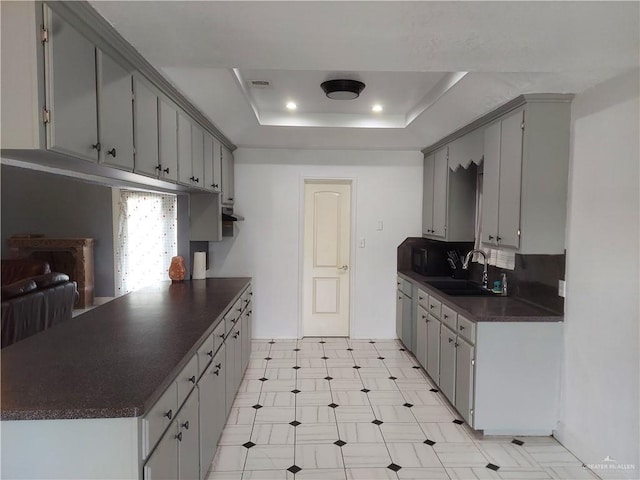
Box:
left=222, top=207, right=244, bottom=222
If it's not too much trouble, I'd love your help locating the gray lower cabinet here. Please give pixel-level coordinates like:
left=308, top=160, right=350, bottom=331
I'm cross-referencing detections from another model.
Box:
left=454, top=336, right=475, bottom=424
left=439, top=325, right=457, bottom=402
left=425, top=314, right=441, bottom=384
left=44, top=5, right=99, bottom=162
left=396, top=288, right=403, bottom=341
left=415, top=304, right=428, bottom=369
left=241, top=303, right=252, bottom=373
left=98, top=49, right=134, bottom=171
left=133, top=76, right=159, bottom=179
left=199, top=346, right=226, bottom=480
left=225, top=325, right=240, bottom=414
left=144, top=422, right=179, bottom=480
left=177, top=391, right=200, bottom=480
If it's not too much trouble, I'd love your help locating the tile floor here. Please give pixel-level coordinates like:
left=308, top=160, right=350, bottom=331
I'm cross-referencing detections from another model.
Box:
left=206, top=338, right=600, bottom=480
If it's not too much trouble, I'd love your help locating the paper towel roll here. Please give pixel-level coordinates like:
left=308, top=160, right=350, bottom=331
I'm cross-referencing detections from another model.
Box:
left=192, top=252, right=207, bottom=280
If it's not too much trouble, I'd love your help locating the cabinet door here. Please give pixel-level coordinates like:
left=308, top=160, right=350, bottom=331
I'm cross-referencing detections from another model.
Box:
left=213, top=138, right=222, bottom=193
left=97, top=50, right=134, bottom=170
left=233, top=324, right=243, bottom=392
left=225, top=328, right=238, bottom=414
left=482, top=121, right=501, bottom=246
left=143, top=422, right=178, bottom=480
left=426, top=315, right=440, bottom=384
left=44, top=6, right=98, bottom=162
left=203, top=132, right=215, bottom=192
left=432, top=147, right=448, bottom=238
left=191, top=125, right=205, bottom=188
left=422, top=154, right=435, bottom=235
left=415, top=305, right=428, bottom=369
left=133, top=77, right=159, bottom=178
left=199, top=346, right=225, bottom=479
left=396, top=289, right=403, bottom=341
left=221, top=145, right=234, bottom=204
left=402, top=292, right=413, bottom=352
left=497, top=109, right=524, bottom=249
left=241, top=304, right=252, bottom=374
left=439, top=326, right=457, bottom=403
left=158, top=98, right=178, bottom=181
left=177, top=113, right=193, bottom=185
left=177, top=391, right=200, bottom=480
left=455, top=337, right=475, bottom=425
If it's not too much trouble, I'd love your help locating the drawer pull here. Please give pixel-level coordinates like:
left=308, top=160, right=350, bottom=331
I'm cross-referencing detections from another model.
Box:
left=448, top=338, right=454, bottom=343
left=459, top=326, right=465, bottom=331
left=216, top=363, right=222, bottom=369
left=430, top=305, right=435, bottom=309
left=237, top=308, right=242, bottom=312
left=175, top=432, right=183, bottom=442
left=181, top=421, right=190, bottom=430
left=165, top=409, right=173, bottom=420
left=421, top=315, right=426, bottom=319
left=454, top=342, right=459, bottom=348
left=155, top=164, right=162, bottom=171
left=163, top=167, right=170, bottom=174
left=207, top=350, right=214, bottom=357
left=444, top=314, right=448, bottom=319
left=188, top=375, right=196, bottom=384
left=107, top=148, right=117, bottom=157
left=219, top=333, right=225, bottom=339
left=419, top=296, right=424, bottom=300
left=214, top=369, right=220, bottom=376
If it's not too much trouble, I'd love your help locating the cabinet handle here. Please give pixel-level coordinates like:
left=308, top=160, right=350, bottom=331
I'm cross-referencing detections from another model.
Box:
left=207, top=350, right=213, bottom=357
left=165, top=409, right=173, bottom=420
left=219, top=333, right=225, bottom=339
left=181, top=421, right=190, bottom=430
left=188, top=375, right=196, bottom=384
left=107, top=148, right=117, bottom=157
left=454, top=342, right=459, bottom=348
left=232, top=318, right=237, bottom=324
left=216, top=363, right=222, bottom=369
left=155, top=164, right=162, bottom=171
left=91, top=142, right=101, bottom=152
left=488, top=235, right=494, bottom=240
left=444, top=314, right=448, bottom=319
left=459, top=326, right=465, bottom=331
left=422, top=315, right=426, bottom=319
left=175, top=432, right=182, bottom=442
left=214, top=369, right=220, bottom=376
left=163, top=167, right=170, bottom=174
left=229, top=197, right=233, bottom=201
left=430, top=305, right=435, bottom=309
left=496, top=236, right=502, bottom=242
left=237, top=308, right=242, bottom=312
left=213, top=183, right=219, bottom=188
left=234, top=332, right=240, bottom=339
left=419, top=296, right=424, bottom=300
left=190, top=176, right=196, bottom=181
left=448, top=338, right=454, bottom=343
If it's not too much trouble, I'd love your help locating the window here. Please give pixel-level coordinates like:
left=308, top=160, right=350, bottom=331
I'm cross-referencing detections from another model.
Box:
left=115, top=190, right=177, bottom=295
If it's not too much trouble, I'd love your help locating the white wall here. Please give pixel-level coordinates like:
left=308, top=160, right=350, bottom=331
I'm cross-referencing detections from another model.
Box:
left=207, top=149, right=423, bottom=339
left=557, top=69, right=639, bottom=479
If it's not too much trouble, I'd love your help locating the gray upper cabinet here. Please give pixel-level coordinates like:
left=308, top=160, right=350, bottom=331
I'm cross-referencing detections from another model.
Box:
left=221, top=144, right=234, bottom=205
left=133, top=77, right=159, bottom=179
left=422, top=154, right=435, bottom=236
left=481, top=98, right=571, bottom=254
left=157, top=97, right=178, bottom=182
left=97, top=50, right=134, bottom=171
left=482, top=109, right=523, bottom=250
left=191, top=125, right=205, bottom=188
left=177, top=112, right=193, bottom=185
left=423, top=145, right=476, bottom=242
left=44, top=6, right=99, bottom=162
left=204, top=133, right=222, bottom=193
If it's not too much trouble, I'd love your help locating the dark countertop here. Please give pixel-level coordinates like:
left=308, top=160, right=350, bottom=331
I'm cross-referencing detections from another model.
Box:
left=1, top=277, right=251, bottom=421
left=398, top=270, right=562, bottom=323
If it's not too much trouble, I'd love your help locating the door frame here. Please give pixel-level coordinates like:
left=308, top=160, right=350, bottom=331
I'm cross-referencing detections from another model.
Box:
left=297, top=177, right=357, bottom=338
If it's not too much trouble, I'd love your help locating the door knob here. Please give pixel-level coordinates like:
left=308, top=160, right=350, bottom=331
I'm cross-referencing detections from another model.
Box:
left=339, top=265, right=349, bottom=271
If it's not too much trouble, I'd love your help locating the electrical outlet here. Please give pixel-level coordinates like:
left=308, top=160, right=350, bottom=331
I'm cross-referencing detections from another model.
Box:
left=558, top=280, right=566, bottom=298
left=359, top=238, right=366, bottom=248
left=376, top=220, right=383, bottom=231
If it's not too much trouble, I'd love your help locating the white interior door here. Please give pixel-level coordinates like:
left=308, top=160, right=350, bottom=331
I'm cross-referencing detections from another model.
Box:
left=303, top=181, right=351, bottom=337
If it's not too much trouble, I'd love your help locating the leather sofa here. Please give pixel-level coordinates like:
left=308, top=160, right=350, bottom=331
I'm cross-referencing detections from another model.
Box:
left=1, top=259, right=78, bottom=348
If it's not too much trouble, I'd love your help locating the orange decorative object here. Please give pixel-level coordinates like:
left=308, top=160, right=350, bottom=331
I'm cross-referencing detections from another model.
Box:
left=168, top=255, right=186, bottom=282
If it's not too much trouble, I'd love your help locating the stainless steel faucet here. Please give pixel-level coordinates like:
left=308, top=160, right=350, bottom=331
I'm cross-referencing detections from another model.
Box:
left=462, top=249, right=489, bottom=288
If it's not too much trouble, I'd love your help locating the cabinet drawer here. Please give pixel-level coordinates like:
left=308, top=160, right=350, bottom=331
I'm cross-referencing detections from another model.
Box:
left=457, top=315, right=476, bottom=344
left=416, top=289, right=429, bottom=310
left=427, top=296, right=442, bottom=319
left=142, top=381, right=178, bottom=459
left=213, top=320, right=226, bottom=353
left=441, top=304, right=457, bottom=331
left=225, top=300, right=243, bottom=335
left=197, top=332, right=215, bottom=378
left=241, top=285, right=252, bottom=310
left=176, top=354, right=199, bottom=408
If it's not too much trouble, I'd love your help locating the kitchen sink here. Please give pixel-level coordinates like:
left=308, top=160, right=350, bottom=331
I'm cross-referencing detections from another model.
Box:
left=424, top=280, right=497, bottom=297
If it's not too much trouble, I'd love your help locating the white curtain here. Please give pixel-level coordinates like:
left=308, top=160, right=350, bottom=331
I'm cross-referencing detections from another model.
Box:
left=115, top=190, right=177, bottom=295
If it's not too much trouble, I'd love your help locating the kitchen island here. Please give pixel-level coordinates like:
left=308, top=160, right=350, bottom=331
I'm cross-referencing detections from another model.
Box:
left=1, top=277, right=252, bottom=480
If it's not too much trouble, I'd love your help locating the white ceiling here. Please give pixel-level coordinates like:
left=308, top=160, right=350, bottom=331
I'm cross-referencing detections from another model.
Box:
left=91, top=1, right=639, bottom=151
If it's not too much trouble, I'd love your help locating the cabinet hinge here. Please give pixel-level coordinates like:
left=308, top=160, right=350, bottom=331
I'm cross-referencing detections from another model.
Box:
left=470, top=409, right=474, bottom=416
left=42, top=107, right=50, bottom=124
left=521, top=121, right=525, bottom=130
left=131, top=92, right=135, bottom=102
left=40, top=26, right=48, bottom=43
left=133, top=146, right=136, bottom=156
left=517, top=229, right=521, bottom=237
left=471, top=359, right=475, bottom=366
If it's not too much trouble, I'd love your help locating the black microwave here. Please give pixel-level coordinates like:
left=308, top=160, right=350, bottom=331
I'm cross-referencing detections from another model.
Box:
left=412, top=247, right=450, bottom=276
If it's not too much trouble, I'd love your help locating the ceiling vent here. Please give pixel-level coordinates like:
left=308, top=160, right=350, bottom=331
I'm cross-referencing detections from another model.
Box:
left=249, top=80, right=271, bottom=88
left=321, top=79, right=365, bottom=100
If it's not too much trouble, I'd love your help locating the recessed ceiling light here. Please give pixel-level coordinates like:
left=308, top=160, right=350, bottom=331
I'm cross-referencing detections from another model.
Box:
left=286, top=101, right=297, bottom=111
left=372, top=104, right=383, bottom=113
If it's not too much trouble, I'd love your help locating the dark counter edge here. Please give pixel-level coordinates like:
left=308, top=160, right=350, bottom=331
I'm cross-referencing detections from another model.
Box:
left=1, top=277, right=251, bottom=422
left=398, top=270, right=563, bottom=323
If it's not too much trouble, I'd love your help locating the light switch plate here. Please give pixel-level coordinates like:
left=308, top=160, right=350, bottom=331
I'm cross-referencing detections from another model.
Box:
left=376, top=221, right=383, bottom=231
left=558, top=280, right=566, bottom=298
left=359, top=238, right=366, bottom=248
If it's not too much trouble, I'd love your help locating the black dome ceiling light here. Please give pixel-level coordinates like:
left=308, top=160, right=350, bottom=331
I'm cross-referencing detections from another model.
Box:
left=321, top=79, right=366, bottom=100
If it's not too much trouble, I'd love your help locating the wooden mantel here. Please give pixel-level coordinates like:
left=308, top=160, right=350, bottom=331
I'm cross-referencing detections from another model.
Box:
left=7, top=237, right=95, bottom=308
